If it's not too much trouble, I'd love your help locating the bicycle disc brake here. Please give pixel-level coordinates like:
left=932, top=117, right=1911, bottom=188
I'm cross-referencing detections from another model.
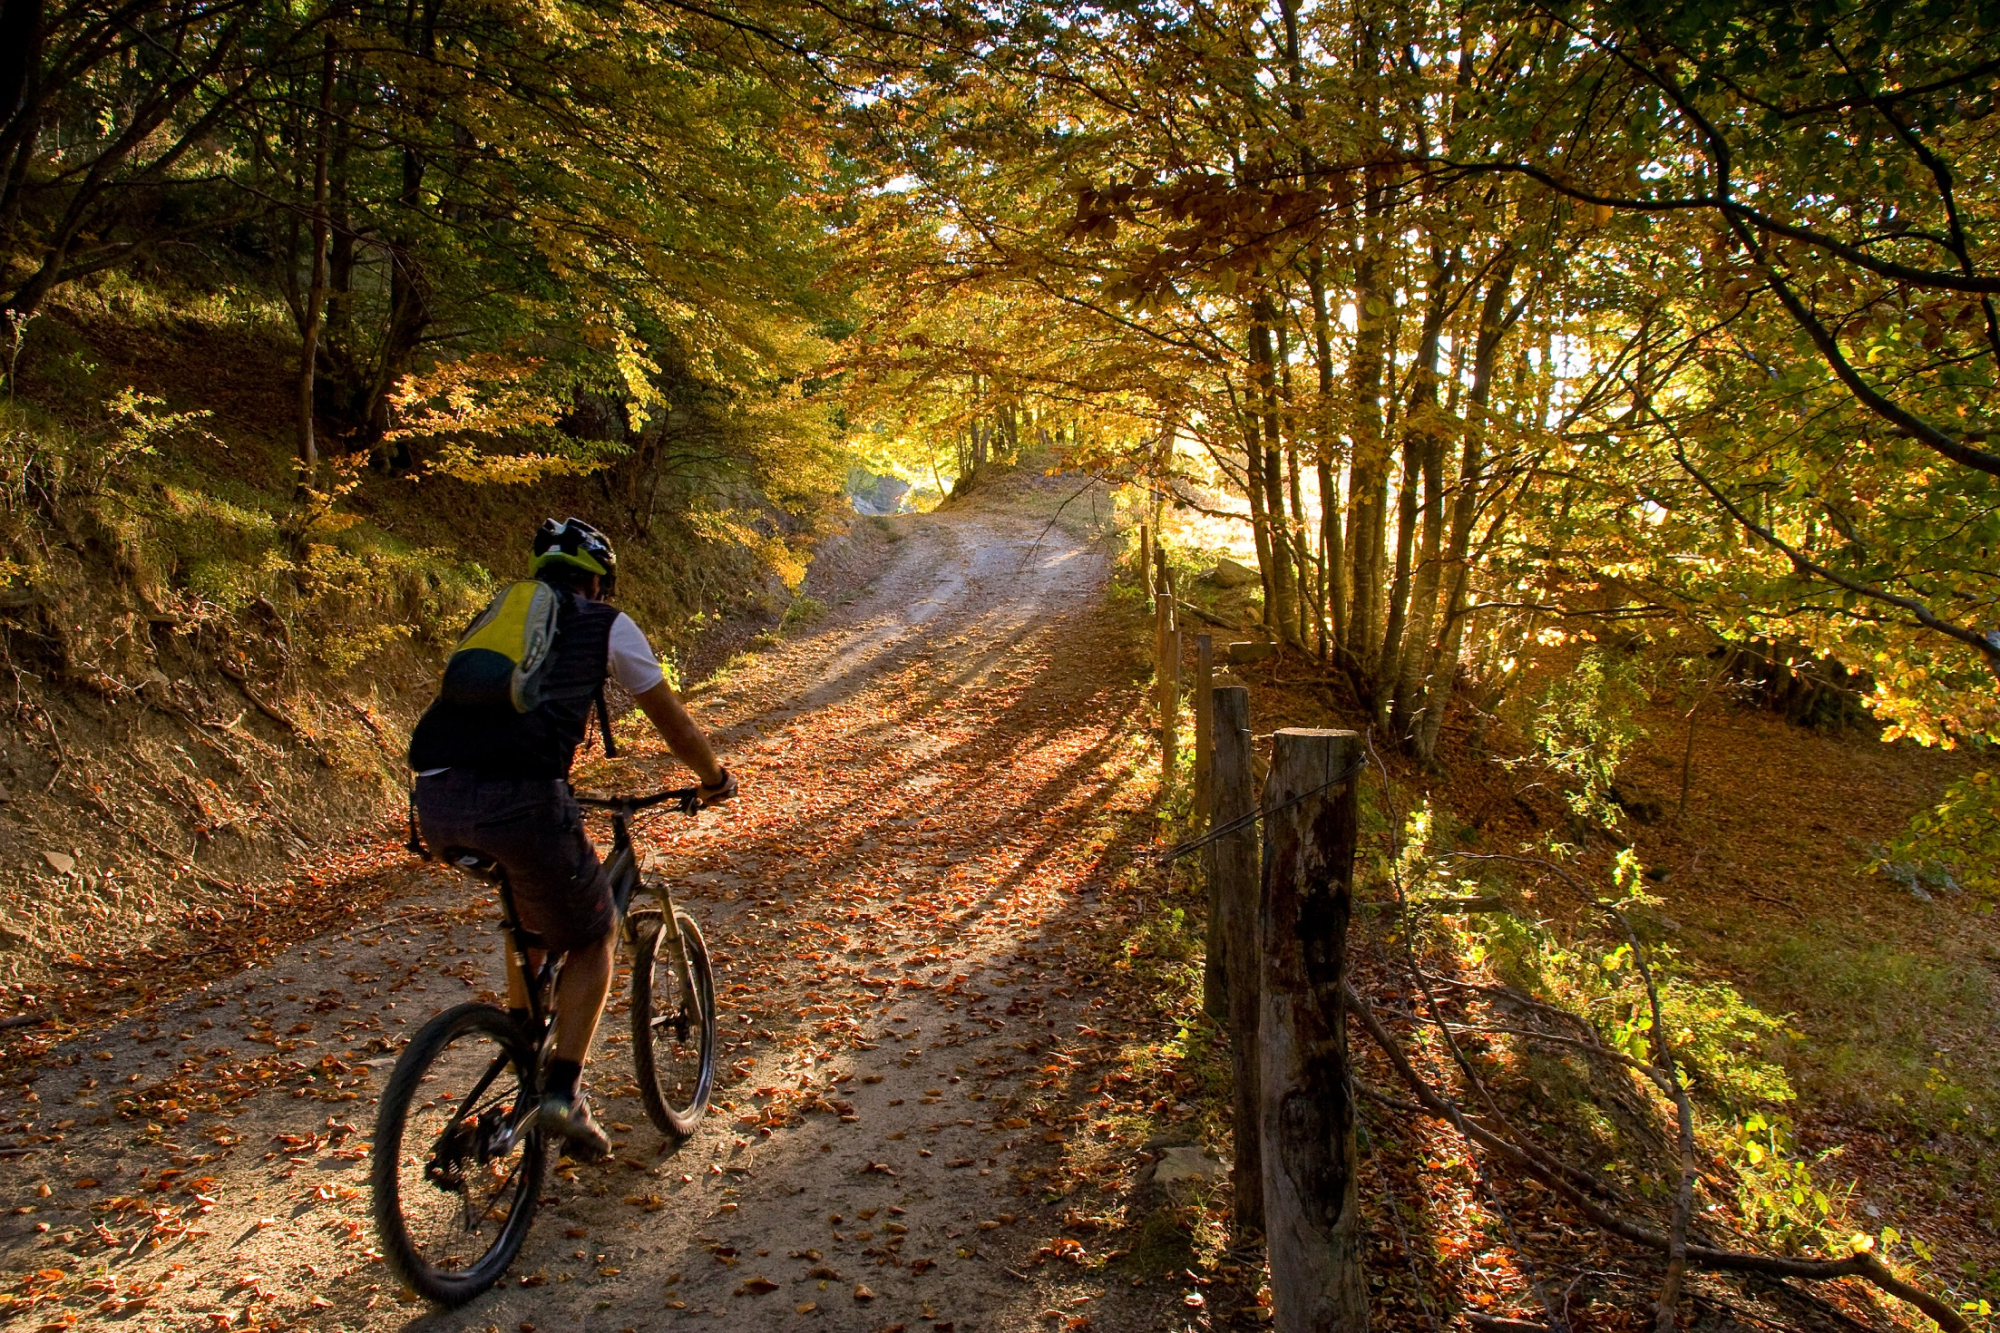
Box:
left=425, top=1116, right=476, bottom=1193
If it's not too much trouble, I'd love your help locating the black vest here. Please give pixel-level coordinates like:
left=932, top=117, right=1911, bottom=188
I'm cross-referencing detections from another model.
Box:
left=408, top=591, right=620, bottom=779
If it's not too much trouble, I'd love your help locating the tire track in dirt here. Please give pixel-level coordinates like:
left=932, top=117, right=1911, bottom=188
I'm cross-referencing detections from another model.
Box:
left=0, top=489, right=1194, bottom=1332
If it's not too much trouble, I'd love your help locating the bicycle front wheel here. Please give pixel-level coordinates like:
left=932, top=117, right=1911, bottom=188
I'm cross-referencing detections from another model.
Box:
left=371, top=1004, right=546, bottom=1305
left=630, top=907, right=716, bottom=1139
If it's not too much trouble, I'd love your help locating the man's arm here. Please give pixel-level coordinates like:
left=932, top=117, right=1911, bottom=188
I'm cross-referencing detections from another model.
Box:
left=632, top=680, right=734, bottom=802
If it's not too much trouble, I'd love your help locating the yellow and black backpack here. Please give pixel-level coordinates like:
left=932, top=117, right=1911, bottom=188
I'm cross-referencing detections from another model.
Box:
left=438, top=580, right=564, bottom=712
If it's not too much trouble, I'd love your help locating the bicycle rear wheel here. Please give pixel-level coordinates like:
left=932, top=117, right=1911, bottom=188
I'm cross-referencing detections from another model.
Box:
left=629, top=906, right=716, bottom=1138
left=371, top=1004, right=545, bottom=1305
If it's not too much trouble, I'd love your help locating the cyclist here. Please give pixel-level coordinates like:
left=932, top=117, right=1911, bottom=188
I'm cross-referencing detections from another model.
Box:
left=408, top=517, right=735, bottom=1160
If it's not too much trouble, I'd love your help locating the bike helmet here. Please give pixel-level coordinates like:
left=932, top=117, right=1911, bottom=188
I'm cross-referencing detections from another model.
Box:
left=531, top=517, right=616, bottom=594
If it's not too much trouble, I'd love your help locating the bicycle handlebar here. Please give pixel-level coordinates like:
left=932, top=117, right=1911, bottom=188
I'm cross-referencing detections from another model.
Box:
left=573, top=786, right=702, bottom=818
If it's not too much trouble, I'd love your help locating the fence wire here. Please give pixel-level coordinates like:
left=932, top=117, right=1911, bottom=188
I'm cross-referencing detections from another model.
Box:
left=1155, top=750, right=1369, bottom=864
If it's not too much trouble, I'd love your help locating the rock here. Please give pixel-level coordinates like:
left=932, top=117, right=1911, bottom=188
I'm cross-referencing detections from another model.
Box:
left=1152, top=1145, right=1223, bottom=1185
left=1206, top=558, right=1260, bottom=589
left=1224, top=640, right=1275, bottom=665
left=42, top=850, right=74, bottom=875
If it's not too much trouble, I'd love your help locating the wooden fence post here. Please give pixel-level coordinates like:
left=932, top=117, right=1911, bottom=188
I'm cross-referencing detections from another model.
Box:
left=1259, top=728, right=1366, bottom=1333
left=1138, top=522, right=1152, bottom=610
left=1194, top=634, right=1215, bottom=818
left=1208, top=685, right=1259, bottom=1231
left=1154, top=550, right=1178, bottom=781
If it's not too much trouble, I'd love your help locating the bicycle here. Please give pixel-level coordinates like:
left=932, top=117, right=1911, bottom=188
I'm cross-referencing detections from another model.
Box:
left=369, top=785, right=718, bottom=1306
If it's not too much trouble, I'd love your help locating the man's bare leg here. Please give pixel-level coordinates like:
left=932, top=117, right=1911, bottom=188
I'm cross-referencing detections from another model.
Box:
left=530, top=931, right=615, bottom=1158
left=553, top=933, right=613, bottom=1063
left=503, top=937, right=609, bottom=1056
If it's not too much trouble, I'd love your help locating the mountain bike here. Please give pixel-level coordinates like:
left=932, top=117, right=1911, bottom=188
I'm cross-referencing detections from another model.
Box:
left=369, top=786, right=718, bottom=1306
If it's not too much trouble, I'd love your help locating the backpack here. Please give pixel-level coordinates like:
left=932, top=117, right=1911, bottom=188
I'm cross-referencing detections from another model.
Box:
left=438, top=580, right=564, bottom=712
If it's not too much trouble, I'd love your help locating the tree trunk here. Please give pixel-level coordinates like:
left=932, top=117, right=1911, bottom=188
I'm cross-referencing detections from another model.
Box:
left=1242, top=406, right=1278, bottom=632
left=1415, top=256, right=1517, bottom=760
left=296, top=34, right=335, bottom=484
left=1375, top=433, right=1419, bottom=720
left=1346, top=224, right=1389, bottom=682
left=1251, top=304, right=1297, bottom=643
left=1279, top=325, right=1313, bottom=652
left=1390, top=255, right=1457, bottom=738
left=367, top=142, right=434, bottom=465
left=0, top=0, right=41, bottom=131
left=1307, top=251, right=1348, bottom=663
left=1260, top=728, right=1366, bottom=1333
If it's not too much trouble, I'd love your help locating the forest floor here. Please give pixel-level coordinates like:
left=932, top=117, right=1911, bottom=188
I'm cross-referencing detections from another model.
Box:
left=0, top=472, right=1220, bottom=1333
left=3, top=472, right=1994, bottom=1333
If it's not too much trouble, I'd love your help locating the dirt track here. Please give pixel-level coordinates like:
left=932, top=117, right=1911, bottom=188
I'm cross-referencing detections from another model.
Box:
left=0, top=483, right=1199, bottom=1333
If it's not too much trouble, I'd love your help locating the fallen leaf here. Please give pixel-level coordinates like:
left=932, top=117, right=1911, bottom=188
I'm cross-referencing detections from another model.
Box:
left=795, top=1302, right=817, bottom=1314
left=738, top=1276, right=780, bottom=1295
left=853, top=1283, right=876, bottom=1301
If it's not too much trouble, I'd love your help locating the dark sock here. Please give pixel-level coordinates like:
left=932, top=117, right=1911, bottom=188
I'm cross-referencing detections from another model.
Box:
left=546, top=1057, right=582, bottom=1100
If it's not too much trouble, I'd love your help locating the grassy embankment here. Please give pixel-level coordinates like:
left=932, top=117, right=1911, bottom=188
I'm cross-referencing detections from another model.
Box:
left=0, top=272, right=840, bottom=1047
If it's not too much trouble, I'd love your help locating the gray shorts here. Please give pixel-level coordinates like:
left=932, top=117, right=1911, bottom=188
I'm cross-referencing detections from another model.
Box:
left=414, top=770, right=612, bottom=954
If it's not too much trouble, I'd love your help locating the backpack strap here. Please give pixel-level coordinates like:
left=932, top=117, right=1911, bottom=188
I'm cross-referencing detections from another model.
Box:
left=594, top=687, right=618, bottom=759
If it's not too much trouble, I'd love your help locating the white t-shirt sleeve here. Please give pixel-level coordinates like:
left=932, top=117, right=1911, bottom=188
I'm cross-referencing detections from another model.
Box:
left=607, top=612, right=666, bottom=695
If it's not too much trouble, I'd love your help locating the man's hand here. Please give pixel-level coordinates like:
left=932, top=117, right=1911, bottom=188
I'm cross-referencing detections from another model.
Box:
left=697, top=767, right=737, bottom=808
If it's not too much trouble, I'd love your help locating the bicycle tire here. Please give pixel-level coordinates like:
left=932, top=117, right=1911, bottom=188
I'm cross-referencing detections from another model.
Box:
left=629, top=907, right=716, bottom=1138
left=371, top=1003, right=546, bottom=1305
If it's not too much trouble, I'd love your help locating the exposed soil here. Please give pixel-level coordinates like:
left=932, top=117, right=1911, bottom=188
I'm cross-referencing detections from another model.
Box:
left=0, top=480, right=1204, bottom=1332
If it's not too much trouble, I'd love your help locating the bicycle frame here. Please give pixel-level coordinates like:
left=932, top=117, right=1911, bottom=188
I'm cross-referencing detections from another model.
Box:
left=577, top=785, right=703, bottom=1012
left=426, top=786, right=703, bottom=1154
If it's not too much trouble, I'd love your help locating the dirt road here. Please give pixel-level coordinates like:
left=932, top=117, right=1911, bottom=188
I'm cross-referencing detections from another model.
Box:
left=0, top=482, right=1199, bottom=1333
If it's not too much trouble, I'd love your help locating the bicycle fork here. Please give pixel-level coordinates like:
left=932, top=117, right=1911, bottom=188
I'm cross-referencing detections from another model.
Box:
left=634, top=885, right=702, bottom=1029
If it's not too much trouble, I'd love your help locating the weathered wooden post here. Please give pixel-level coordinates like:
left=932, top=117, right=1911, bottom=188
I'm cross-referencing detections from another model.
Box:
left=1154, top=549, right=1179, bottom=781
left=1138, top=522, right=1153, bottom=611
left=1260, top=728, right=1365, bottom=1333
left=1194, top=634, right=1215, bottom=818
left=1208, top=685, right=1259, bottom=1230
